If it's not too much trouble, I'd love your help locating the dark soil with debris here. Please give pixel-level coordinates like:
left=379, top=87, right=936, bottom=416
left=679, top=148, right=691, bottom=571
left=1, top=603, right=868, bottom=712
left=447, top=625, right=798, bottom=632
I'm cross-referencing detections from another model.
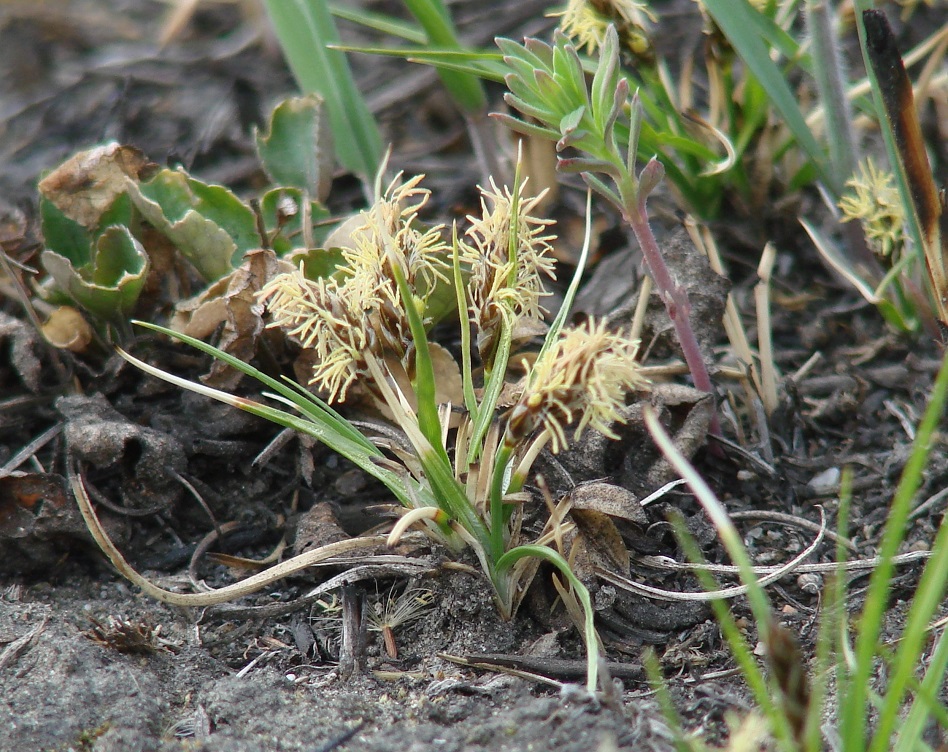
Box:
left=1, top=1, right=946, bottom=751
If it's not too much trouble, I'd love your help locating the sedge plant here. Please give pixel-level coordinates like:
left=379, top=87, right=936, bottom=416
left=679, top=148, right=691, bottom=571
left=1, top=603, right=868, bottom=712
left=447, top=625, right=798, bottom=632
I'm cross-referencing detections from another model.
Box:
left=116, top=164, right=649, bottom=694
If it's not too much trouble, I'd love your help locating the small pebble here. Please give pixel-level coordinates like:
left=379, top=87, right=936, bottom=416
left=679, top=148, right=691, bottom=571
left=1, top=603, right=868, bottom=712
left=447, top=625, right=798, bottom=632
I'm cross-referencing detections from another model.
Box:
left=807, top=467, right=840, bottom=495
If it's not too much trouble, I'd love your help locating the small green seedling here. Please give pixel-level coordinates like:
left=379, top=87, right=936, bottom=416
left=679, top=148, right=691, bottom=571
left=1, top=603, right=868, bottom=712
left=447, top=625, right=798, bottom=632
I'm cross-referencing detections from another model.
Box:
left=38, top=97, right=334, bottom=336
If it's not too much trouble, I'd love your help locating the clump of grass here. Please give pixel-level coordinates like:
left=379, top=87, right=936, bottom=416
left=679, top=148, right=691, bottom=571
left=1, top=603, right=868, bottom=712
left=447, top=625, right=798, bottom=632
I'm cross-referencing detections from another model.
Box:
left=80, top=162, right=649, bottom=695
left=645, top=352, right=948, bottom=750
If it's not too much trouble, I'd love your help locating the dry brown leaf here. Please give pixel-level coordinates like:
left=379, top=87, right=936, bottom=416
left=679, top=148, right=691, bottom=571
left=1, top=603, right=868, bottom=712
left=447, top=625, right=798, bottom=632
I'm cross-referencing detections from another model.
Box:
left=38, top=143, right=151, bottom=229
left=568, top=507, right=631, bottom=582
left=293, top=501, right=349, bottom=556
left=569, top=481, right=647, bottom=525
left=172, top=248, right=291, bottom=389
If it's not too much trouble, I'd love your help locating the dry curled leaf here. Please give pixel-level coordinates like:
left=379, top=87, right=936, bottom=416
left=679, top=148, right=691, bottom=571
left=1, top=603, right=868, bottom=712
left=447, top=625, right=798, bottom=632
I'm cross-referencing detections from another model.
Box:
left=38, top=143, right=151, bottom=229
left=172, top=248, right=291, bottom=389
left=567, top=507, right=631, bottom=583
left=568, top=481, right=647, bottom=525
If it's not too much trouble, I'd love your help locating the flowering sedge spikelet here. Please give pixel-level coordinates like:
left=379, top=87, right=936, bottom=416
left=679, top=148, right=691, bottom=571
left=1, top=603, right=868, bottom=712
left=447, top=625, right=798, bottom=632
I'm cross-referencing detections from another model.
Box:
left=344, top=173, right=450, bottom=309
left=257, top=270, right=369, bottom=401
left=505, top=318, right=648, bottom=453
left=838, top=158, right=905, bottom=258
left=258, top=174, right=449, bottom=401
left=551, top=0, right=656, bottom=58
left=460, top=178, right=556, bottom=359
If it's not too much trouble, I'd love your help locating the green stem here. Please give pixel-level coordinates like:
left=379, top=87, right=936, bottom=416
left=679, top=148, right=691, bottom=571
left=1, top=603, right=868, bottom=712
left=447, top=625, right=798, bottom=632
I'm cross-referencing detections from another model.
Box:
left=489, top=443, right=515, bottom=562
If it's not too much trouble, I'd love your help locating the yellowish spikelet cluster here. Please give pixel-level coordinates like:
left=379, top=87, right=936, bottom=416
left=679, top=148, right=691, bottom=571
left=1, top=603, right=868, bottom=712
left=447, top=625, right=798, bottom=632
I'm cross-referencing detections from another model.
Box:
left=551, top=0, right=655, bottom=57
left=506, top=318, right=647, bottom=453
left=461, top=178, right=556, bottom=358
left=258, top=174, right=449, bottom=401
left=838, top=158, right=905, bottom=258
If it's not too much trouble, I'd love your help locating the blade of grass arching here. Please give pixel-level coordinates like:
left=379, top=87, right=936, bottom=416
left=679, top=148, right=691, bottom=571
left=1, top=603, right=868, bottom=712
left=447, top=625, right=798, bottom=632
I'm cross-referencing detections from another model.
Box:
left=672, top=517, right=795, bottom=749
left=894, top=627, right=948, bottom=752
left=857, top=7, right=945, bottom=324
left=645, top=406, right=796, bottom=748
left=328, top=3, right=426, bottom=44
left=872, top=469, right=948, bottom=750
left=116, top=346, right=419, bottom=508
left=275, top=376, right=379, bottom=450
left=333, top=45, right=508, bottom=82
left=496, top=544, right=599, bottom=694
left=700, top=0, right=830, bottom=187
left=533, top=191, right=593, bottom=369
left=264, top=0, right=382, bottom=182
left=402, top=0, right=486, bottom=115
left=841, top=349, right=948, bottom=751
left=131, top=322, right=375, bottom=452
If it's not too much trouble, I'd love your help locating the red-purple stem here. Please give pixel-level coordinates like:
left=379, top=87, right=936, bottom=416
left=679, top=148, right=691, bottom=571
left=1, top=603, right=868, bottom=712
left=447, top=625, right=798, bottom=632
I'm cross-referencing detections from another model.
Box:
left=624, top=193, right=722, bottom=436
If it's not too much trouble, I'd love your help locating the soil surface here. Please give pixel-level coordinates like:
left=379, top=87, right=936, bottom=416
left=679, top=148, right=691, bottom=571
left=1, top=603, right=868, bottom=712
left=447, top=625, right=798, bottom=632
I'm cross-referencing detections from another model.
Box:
left=1, top=1, right=946, bottom=751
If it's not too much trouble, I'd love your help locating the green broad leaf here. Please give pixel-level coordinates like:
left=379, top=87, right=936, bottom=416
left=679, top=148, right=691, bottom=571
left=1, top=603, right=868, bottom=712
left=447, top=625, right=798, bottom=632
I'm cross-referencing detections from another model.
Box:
left=127, top=169, right=261, bottom=281
left=264, top=0, right=382, bottom=182
left=40, top=197, right=92, bottom=268
left=259, top=187, right=332, bottom=256
left=283, top=246, right=345, bottom=280
left=95, top=192, right=136, bottom=235
left=41, top=225, right=148, bottom=322
left=254, top=96, right=333, bottom=202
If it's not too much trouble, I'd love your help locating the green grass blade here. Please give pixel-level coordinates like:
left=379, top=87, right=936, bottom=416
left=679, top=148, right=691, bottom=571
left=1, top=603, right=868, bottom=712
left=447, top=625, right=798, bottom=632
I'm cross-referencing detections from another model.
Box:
left=842, top=349, right=948, bottom=750
left=871, top=395, right=948, bottom=749
left=118, top=329, right=420, bottom=506
left=264, top=0, right=382, bottom=181
left=328, top=2, right=426, bottom=44
left=333, top=44, right=507, bottom=82
left=402, top=0, right=487, bottom=114
left=894, top=627, right=948, bottom=752
left=701, top=0, right=830, bottom=189
left=496, top=544, right=599, bottom=694
left=451, top=227, right=479, bottom=418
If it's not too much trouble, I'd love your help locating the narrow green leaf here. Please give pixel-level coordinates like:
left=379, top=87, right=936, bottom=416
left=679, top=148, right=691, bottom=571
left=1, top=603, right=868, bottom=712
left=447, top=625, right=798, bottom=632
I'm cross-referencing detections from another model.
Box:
left=328, top=2, right=426, bottom=44
left=701, top=0, right=830, bottom=185
left=403, top=0, right=487, bottom=114
left=496, top=544, right=599, bottom=694
left=843, top=349, right=948, bottom=750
